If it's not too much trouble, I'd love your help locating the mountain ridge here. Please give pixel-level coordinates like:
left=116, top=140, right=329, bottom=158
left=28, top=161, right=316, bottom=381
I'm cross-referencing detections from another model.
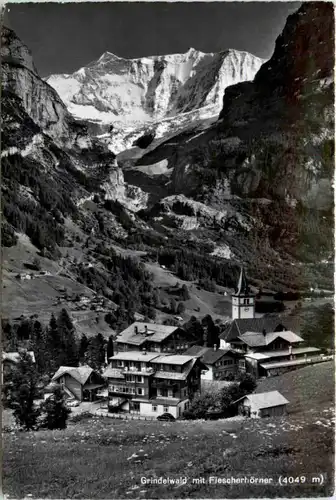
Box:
left=46, top=47, right=265, bottom=128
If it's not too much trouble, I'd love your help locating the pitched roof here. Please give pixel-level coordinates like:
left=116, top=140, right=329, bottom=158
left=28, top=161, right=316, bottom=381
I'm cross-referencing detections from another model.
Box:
left=260, top=355, right=322, bottom=370
left=116, top=322, right=179, bottom=346
left=150, top=354, right=195, bottom=365
left=245, top=346, right=320, bottom=361
left=184, top=345, right=237, bottom=364
left=102, top=367, right=125, bottom=379
left=219, top=317, right=295, bottom=342
left=201, top=348, right=236, bottom=365
left=238, top=330, right=304, bottom=347
left=234, top=267, right=250, bottom=295
left=233, top=390, right=289, bottom=409
left=259, top=346, right=320, bottom=358
left=183, top=345, right=209, bottom=358
left=244, top=352, right=270, bottom=360
left=110, top=352, right=161, bottom=362
left=3, top=351, right=36, bottom=363
left=52, top=366, right=94, bottom=385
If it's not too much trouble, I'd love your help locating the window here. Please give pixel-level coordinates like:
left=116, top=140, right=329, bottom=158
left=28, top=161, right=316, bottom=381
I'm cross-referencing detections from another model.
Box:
left=152, top=405, right=157, bottom=412
left=117, top=361, right=124, bottom=368
left=136, top=376, right=143, bottom=383
left=164, top=406, right=169, bottom=413
left=137, top=388, right=143, bottom=395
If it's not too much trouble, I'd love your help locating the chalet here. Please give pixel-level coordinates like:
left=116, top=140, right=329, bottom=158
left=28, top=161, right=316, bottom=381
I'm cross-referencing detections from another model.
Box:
left=103, top=352, right=207, bottom=418
left=232, top=390, right=289, bottom=418
left=219, top=268, right=322, bottom=377
left=114, top=322, right=197, bottom=354
left=183, top=345, right=240, bottom=380
left=51, top=366, right=105, bottom=402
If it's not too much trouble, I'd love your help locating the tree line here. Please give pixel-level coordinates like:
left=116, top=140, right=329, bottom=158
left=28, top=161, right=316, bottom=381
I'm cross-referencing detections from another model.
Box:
left=2, top=310, right=114, bottom=376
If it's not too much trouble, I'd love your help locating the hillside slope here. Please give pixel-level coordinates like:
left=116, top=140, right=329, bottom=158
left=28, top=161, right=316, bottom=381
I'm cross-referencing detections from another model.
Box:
left=3, top=362, right=334, bottom=498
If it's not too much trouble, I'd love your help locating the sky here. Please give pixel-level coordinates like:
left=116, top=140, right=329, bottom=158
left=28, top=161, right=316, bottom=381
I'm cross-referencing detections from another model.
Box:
left=4, top=2, right=301, bottom=77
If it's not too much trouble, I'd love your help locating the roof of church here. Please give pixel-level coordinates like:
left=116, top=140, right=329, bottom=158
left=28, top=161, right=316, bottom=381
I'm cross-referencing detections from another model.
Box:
left=234, top=267, right=250, bottom=295
left=219, top=317, right=300, bottom=342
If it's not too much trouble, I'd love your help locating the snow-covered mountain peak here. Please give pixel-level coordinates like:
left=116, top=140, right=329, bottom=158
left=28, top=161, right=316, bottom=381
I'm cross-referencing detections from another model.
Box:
left=47, top=47, right=265, bottom=129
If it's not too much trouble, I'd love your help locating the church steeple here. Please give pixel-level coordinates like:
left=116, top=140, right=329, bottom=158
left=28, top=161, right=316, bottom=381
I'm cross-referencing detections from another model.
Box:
left=235, top=267, right=250, bottom=295
left=232, top=267, right=255, bottom=320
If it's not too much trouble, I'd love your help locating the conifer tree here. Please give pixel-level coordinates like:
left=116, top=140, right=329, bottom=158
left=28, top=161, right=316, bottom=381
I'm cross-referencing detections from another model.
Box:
left=44, top=313, right=62, bottom=373
left=57, top=309, right=78, bottom=367
left=79, top=334, right=89, bottom=364
left=106, top=335, right=114, bottom=361
left=31, top=319, right=46, bottom=373
left=8, top=351, right=41, bottom=430
left=86, top=334, right=106, bottom=371
left=41, top=386, right=71, bottom=430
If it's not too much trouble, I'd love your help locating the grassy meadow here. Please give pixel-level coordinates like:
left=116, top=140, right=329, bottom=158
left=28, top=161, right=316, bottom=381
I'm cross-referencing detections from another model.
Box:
left=3, top=362, right=334, bottom=499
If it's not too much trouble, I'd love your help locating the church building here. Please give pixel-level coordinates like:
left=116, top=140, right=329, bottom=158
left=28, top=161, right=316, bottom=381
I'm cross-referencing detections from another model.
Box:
left=219, top=268, right=324, bottom=377
left=231, top=267, right=255, bottom=320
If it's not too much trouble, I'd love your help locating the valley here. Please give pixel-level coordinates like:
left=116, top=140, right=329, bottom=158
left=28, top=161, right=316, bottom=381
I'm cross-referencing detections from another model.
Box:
left=1, top=3, right=334, bottom=498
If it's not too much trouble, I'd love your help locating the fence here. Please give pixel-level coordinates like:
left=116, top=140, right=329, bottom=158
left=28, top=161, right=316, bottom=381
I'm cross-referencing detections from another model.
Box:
left=93, top=409, right=157, bottom=421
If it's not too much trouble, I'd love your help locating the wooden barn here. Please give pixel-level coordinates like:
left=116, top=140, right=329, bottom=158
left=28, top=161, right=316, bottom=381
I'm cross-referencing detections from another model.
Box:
left=233, top=390, right=289, bottom=418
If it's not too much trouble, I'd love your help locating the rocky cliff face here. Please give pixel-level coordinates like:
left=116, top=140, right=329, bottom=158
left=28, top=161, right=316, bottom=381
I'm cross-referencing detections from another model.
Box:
left=1, top=23, right=148, bottom=232
left=1, top=26, right=148, bottom=214
left=136, top=2, right=334, bottom=266
left=46, top=48, right=264, bottom=126
left=1, top=27, right=93, bottom=150
left=216, top=1, right=334, bottom=210
left=101, top=161, right=149, bottom=212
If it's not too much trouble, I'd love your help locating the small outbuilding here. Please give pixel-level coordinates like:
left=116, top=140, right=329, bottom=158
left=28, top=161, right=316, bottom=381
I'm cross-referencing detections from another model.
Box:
left=232, top=390, right=289, bottom=418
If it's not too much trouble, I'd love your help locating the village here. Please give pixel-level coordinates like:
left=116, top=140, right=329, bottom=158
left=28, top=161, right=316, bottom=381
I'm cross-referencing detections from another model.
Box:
left=4, top=268, right=332, bottom=423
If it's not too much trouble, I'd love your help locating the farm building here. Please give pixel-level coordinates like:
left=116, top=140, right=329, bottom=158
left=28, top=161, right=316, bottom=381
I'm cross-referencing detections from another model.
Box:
left=51, top=366, right=105, bottom=402
left=233, top=390, right=289, bottom=418
left=183, top=345, right=240, bottom=380
left=114, top=322, right=198, bottom=354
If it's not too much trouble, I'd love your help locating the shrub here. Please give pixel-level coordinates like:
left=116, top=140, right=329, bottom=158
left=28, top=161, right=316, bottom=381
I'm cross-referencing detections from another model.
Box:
left=182, top=392, right=220, bottom=419
left=40, top=387, right=71, bottom=430
left=70, top=411, right=93, bottom=423
left=1, top=221, right=18, bottom=247
left=237, top=373, right=257, bottom=393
